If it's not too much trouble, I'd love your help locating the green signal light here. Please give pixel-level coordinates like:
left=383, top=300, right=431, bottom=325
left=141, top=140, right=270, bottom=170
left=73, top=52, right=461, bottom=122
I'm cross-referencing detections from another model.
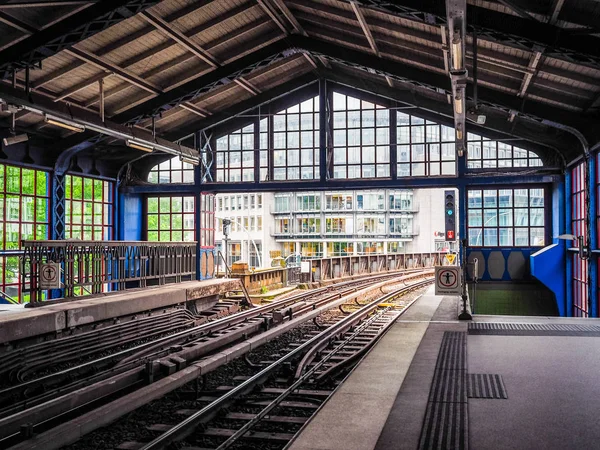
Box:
left=447, top=210, right=453, bottom=215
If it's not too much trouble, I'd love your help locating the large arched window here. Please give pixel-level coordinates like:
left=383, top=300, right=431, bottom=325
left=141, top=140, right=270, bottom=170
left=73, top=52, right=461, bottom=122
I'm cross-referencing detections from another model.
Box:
left=467, top=134, right=542, bottom=169
left=333, top=93, right=390, bottom=179
left=148, top=157, right=194, bottom=184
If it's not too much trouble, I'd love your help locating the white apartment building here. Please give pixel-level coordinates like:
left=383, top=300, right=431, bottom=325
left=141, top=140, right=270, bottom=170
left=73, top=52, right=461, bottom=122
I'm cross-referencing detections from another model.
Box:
left=216, top=189, right=455, bottom=269
left=215, top=192, right=278, bottom=269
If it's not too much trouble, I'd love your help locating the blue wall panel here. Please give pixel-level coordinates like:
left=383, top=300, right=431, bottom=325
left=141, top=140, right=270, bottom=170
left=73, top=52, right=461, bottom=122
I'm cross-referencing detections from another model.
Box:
left=119, top=193, right=143, bottom=241
left=530, top=244, right=566, bottom=316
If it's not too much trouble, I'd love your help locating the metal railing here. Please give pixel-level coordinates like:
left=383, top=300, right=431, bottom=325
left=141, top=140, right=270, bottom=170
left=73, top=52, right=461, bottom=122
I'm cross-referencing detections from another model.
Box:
left=22, top=240, right=196, bottom=302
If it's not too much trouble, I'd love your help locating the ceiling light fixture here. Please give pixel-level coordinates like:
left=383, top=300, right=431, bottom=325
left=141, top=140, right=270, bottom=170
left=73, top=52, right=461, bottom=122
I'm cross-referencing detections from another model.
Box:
left=454, top=95, right=464, bottom=115
left=45, top=114, right=85, bottom=133
left=180, top=155, right=199, bottom=166
left=451, top=35, right=463, bottom=71
left=2, top=133, right=28, bottom=146
left=126, top=139, right=154, bottom=153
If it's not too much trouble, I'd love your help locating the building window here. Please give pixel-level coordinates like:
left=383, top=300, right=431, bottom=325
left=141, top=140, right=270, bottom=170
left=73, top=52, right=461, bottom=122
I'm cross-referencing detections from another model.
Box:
left=296, top=194, right=321, bottom=211
left=0, top=164, right=49, bottom=301
left=327, top=242, right=353, bottom=256
left=65, top=175, right=113, bottom=240
left=333, top=92, right=390, bottom=179
left=200, top=193, right=215, bottom=248
left=389, top=191, right=414, bottom=211
left=148, top=156, right=194, bottom=184
left=296, top=217, right=321, bottom=235
left=397, top=114, right=456, bottom=177
left=467, top=134, right=543, bottom=169
left=274, top=218, right=291, bottom=235
left=216, top=124, right=255, bottom=182
left=325, top=193, right=353, bottom=210
left=300, top=242, right=322, bottom=258
left=356, top=216, right=385, bottom=234
left=227, top=242, right=241, bottom=267
left=272, top=96, right=319, bottom=181
left=146, top=196, right=195, bottom=241
left=249, top=242, right=262, bottom=268
left=467, top=188, right=545, bottom=247
left=274, top=195, right=291, bottom=212
left=326, top=217, right=351, bottom=234
left=357, top=242, right=384, bottom=254
left=356, top=193, right=385, bottom=210
left=389, top=216, right=413, bottom=235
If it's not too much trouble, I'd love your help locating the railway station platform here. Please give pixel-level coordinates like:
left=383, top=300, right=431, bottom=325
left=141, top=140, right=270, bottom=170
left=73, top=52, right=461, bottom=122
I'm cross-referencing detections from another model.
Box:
left=288, top=286, right=600, bottom=450
left=0, top=278, right=244, bottom=345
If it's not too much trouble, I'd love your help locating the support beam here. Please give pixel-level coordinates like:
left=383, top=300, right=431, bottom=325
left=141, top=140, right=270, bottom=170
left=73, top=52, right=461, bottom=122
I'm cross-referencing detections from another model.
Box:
left=339, top=0, right=600, bottom=69
left=140, top=10, right=219, bottom=68
left=164, top=74, right=317, bottom=141
left=0, top=0, right=160, bottom=78
left=256, top=0, right=288, bottom=34
left=517, top=0, right=565, bottom=98
left=285, top=35, right=597, bottom=143
left=0, top=11, right=37, bottom=34
left=111, top=38, right=290, bottom=125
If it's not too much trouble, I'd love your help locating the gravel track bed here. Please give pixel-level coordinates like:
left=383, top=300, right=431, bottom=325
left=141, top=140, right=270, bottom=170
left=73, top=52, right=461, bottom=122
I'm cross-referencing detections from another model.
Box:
left=60, top=283, right=429, bottom=450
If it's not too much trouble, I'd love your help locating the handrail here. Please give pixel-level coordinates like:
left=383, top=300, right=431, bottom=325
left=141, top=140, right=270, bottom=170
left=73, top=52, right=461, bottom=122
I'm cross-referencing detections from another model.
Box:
left=22, top=240, right=197, bottom=302
left=22, top=240, right=195, bottom=247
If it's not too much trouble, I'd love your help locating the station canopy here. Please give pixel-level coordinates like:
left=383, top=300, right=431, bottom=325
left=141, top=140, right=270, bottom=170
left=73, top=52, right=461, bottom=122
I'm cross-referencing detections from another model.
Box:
left=0, top=0, right=599, bottom=176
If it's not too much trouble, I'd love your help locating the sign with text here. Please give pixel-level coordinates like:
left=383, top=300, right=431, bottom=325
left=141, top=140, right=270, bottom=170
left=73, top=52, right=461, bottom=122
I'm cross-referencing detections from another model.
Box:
left=435, top=266, right=461, bottom=295
left=40, top=262, right=61, bottom=290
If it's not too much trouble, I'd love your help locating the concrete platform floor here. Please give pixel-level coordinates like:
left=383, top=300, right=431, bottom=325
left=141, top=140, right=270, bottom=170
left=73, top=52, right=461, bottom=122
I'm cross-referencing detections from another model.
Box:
left=287, top=286, right=600, bottom=450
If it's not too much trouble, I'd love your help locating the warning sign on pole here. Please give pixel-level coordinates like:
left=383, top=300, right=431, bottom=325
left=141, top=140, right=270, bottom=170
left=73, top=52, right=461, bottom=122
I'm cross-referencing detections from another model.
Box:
left=445, top=253, right=456, bottom=265
left=435, top=266, right=461, bottom=295
left=40, top=262, right=61, bottom=290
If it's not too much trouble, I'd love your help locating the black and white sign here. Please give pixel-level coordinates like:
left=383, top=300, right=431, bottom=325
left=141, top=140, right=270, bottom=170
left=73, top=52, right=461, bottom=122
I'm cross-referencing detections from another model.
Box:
left=435, top=266, right=461, bottom=295
left=40, top=262, right=61, bottom=290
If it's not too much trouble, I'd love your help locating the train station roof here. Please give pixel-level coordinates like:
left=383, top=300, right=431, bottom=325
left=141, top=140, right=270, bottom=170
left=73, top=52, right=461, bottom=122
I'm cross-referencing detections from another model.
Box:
left=0, top=0, right=599, bottom=170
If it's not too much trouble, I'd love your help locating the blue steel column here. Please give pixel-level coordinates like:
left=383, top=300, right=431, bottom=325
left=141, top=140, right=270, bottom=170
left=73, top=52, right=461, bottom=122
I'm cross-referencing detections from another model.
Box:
left=319, top=79, right=327, bottom=183
left=565, top=170, right=573, bottom=317
left=51, top=172, right=66, bottom=240
left=588, top=156, right=597, bottom=317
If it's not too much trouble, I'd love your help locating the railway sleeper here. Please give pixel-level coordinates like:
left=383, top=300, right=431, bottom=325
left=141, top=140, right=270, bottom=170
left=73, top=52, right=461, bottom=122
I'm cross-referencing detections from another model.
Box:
left=201, top=427, right=296, bottom=442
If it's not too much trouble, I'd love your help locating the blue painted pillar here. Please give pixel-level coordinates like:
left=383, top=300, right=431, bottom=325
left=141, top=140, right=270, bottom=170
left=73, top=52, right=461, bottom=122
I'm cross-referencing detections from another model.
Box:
left=565, top=171, right=573, bottom=317
left=51, top=172, right=66, bottom=240
left=588, top=156, right=597, bottom=317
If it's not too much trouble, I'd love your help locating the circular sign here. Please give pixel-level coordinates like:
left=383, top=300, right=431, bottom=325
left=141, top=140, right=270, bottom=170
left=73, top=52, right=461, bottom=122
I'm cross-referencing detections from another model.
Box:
left=438, top=269, right=458, bottom=288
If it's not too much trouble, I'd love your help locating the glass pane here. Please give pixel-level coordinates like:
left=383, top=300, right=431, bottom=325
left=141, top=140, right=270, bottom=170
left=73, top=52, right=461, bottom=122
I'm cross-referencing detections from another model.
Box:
left=468, top=228, right=482, bottom=246
left=484, top=228, right=498, bottom=246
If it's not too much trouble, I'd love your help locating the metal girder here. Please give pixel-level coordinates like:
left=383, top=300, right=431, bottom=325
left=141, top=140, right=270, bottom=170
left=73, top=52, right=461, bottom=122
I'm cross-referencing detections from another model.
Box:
left=111, top=38, right=291, bottom=125
left=165, top=73, right=318, bottom=141
left=341, top=0, right=600, bottom=68
left=0, top=0, right=160, bottom=78
left=286, top=35, right=598, bottom=144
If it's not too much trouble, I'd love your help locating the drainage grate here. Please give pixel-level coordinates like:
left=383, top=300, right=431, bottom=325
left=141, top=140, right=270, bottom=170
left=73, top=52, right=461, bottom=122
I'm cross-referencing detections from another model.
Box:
left=468, top=323, right=600, bottom=337
left=468, top=374, right=507, bottom=399
left=418, top=331, right=468, bottom=450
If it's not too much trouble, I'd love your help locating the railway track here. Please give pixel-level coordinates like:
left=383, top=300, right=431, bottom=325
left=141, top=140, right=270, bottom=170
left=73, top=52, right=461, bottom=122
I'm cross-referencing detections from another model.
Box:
left=1, top=270, right=431, bottom=449
left=79, top=278, right=432, bottom=450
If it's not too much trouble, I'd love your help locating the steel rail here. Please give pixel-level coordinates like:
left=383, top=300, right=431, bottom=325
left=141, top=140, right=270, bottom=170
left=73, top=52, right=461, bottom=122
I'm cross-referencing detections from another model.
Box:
left=139, top=276, right=433, bottom=449
left=0, top=271, right=418, bottom=419
left=213, top=280, right=431, bottom=449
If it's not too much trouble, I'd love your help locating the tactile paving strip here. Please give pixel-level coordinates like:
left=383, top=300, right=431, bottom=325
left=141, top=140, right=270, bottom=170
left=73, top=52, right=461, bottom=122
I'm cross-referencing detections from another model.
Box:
left=468, top=322, right=600, bottom=336
left=468, top=374, right=507, bottom=399
left=418, top=331, right=468, bottom=450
